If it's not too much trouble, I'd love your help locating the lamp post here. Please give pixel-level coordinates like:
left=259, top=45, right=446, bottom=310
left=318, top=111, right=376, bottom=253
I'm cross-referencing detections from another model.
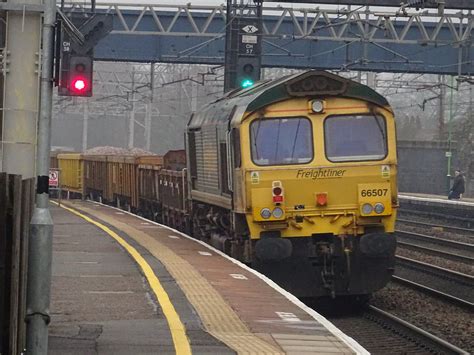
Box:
left=26, top=0, right=56, bottom=353
left=446, top=75, right=454, bottom=194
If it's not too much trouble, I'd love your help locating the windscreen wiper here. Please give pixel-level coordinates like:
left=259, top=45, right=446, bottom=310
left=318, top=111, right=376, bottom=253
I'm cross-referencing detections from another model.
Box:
left=370, top=110, right=387, bottom=150
left=290, top=119, right=302, bottom=160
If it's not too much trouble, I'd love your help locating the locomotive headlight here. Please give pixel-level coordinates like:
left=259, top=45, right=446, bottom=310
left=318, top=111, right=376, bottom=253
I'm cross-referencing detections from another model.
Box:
left=374, top=203, right=385, bottom=214
left=361, top=203, right=373, bottom=215
left=260, top=208, right=272, bottom=219
left=311, top=100, right=325, bottom=113
left=272, top=207, right=284, bottom=219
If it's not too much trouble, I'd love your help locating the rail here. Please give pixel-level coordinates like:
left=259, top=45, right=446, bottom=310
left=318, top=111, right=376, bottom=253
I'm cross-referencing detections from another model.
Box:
left=367, top=306, right=469, bottom=355
left=397, top=218, right=474, bottom=236
left=395, top=256, right=474, bottom=304
left=395, top=230, right=474, bottom=263
left=391, top=276, right=473, bottom=310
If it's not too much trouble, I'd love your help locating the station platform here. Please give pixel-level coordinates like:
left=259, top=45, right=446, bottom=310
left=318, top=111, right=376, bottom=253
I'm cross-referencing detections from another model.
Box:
left=48, top=200, right=367, bottom=355
left=399, top=192, right=474, bottom=204
left=398, top=193, right=474, bottom=220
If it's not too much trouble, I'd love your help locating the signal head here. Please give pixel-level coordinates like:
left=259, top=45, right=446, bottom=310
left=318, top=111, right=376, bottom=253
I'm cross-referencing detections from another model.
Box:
left=63, top=55, right=93, bottom=97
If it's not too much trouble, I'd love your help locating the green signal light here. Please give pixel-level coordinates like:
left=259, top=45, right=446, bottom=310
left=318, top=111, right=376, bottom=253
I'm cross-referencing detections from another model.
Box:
left=241, top=79, right=254, bottom=88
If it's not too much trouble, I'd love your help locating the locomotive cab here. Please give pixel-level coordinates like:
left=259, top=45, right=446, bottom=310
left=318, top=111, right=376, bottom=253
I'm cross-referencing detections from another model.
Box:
left=238, top=73, right=397, bottom=298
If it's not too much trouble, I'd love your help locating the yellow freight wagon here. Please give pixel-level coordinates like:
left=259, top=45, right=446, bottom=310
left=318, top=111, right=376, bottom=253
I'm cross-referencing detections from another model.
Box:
left=57, top=153, right=84, bottom=197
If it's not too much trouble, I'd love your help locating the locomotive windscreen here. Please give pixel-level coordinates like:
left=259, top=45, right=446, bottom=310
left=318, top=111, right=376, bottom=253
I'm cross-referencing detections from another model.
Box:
left=250, top=117, right=313, bottom=166
left=324, top=114, right=387, bottom=162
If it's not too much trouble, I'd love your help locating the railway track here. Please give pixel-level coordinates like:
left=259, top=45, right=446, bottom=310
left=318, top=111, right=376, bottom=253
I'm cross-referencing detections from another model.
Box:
left=397, top=209, right=474, bottom=229
left=396, top=230, right=474, bottom=263
left=391, top=276, right=473, bottom=310
left=397, top=218, right=474, bottom=237
left=395, top=256, right=474, bottom=305
left=327, top=305, right=469, bottom=354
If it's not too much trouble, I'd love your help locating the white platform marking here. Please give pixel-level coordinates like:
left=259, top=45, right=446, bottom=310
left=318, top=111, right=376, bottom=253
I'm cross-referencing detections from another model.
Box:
left=85, top=291, right=134, bottom=294
left=72, top=261, right=99, bottom=264
left=198, top=251, right=212, bottom=256
left=141, top=222, right=150, bottom=225
left=230, top=273, right=248, bottom=280
left=80, top=275, right=123, bottom=278
left=168, top=235, right=180, bottom=239
left=115, top=212, right=124, bottom=215
left=276, top=312, right=301, bottom=322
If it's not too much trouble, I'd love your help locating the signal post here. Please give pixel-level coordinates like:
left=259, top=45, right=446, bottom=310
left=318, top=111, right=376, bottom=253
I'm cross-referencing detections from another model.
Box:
left=224, top=0, right=263, bottom=92
left=26, top=9, right=111, bottom=354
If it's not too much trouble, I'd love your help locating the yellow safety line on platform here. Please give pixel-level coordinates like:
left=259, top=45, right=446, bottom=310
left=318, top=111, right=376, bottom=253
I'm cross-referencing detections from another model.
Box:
left=52, top=201, right=192, bottom=355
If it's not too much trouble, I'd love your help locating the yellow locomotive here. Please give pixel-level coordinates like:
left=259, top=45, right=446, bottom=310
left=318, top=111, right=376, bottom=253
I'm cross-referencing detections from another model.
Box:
left=187, top=70, right=397, bottom=298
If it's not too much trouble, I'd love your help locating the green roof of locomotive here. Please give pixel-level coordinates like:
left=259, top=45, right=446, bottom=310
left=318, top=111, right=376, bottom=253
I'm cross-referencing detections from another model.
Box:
left=188, top=70, right=390, bottom=130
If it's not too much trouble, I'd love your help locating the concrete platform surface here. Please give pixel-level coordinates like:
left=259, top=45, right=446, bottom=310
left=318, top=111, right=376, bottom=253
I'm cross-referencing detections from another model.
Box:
left=48, top=200, right=368, bottom=354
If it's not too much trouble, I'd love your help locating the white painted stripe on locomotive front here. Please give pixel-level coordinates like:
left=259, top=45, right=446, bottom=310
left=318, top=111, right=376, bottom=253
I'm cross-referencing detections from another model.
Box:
left=85, top=201, right=370, bottom=355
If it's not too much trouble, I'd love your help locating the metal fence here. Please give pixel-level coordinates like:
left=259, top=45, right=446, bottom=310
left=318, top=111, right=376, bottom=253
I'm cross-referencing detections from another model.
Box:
left=0, top=173, right=35, bottom=355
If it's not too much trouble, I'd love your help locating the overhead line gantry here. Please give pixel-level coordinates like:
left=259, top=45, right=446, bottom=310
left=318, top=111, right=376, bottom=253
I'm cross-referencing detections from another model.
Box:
left=62, top=2, right=474, bottom=75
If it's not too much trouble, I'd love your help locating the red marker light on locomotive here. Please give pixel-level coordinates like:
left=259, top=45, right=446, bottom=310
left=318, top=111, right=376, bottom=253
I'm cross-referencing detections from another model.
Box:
left=316, top=192, right=328, bottom=206
left=272, top=181, right=284, bottom=204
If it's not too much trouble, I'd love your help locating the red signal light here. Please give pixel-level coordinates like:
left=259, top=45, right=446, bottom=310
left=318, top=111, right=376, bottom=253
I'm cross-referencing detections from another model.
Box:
left=72, top=78, right=87, bottom=92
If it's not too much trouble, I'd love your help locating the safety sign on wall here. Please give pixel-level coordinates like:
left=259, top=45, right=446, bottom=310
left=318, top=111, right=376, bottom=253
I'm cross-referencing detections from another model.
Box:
left=49, top=169, right=60, bottom=188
